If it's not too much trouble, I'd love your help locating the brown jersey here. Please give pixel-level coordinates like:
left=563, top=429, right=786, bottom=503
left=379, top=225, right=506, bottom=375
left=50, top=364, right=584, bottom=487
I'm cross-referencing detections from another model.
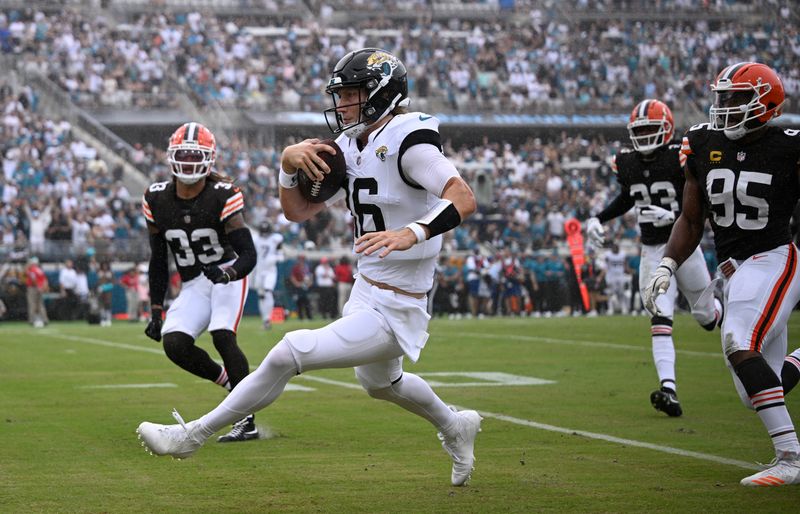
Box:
left=610, top=142, right=684, bottom=245
left=681, top=124, right=800, bottom=261
left=142, top=180, right=244, bottom=281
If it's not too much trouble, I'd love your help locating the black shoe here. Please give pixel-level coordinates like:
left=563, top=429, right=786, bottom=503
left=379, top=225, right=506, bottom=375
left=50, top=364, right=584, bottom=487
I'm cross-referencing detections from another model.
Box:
left=650, top=388, right=683, bottom=417
left=217, top=415, right=259, bottom=442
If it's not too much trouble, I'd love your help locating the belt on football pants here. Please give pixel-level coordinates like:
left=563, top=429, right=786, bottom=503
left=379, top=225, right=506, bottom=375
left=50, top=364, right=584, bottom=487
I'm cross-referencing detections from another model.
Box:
left=361, top=274, right=426, bottom=299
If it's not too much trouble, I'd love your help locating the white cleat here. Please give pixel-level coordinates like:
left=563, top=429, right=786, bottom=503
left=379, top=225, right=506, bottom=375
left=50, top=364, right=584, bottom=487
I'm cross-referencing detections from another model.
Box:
left=136, top=409, right=204, bottom=460
left=740, top=454, right=800, bottom=486
left=438, top=409, right=483, bottom=486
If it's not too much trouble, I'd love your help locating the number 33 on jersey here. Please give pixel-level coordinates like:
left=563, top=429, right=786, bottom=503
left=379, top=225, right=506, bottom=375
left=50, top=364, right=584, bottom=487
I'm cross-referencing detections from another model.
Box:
left=142, top=180, right=244, bottom=281
left=681, top=124, right=800, bottom=261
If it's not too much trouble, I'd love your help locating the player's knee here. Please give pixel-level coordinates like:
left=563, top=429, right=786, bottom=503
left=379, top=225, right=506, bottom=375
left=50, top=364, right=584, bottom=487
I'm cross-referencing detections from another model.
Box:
left=162, top=331, right=195, bottom=363
left=211, top=329, right=237, bottom=351
left=355, top=368, right=400, bottom=399
left=261, top=339, right=298, bottom=374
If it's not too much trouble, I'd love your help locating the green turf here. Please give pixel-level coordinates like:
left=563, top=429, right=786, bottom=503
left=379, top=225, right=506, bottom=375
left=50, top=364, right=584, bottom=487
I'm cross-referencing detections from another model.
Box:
left=2, top=314, right=799, bottom=512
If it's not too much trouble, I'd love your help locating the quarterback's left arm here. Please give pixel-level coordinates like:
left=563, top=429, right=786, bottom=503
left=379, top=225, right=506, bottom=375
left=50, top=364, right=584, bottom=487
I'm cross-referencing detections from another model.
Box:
left=356, top=143, right=476, bottom=258
left=279, top=139, right=335, bottom=222
left=202, top=212, right=257, bottom=284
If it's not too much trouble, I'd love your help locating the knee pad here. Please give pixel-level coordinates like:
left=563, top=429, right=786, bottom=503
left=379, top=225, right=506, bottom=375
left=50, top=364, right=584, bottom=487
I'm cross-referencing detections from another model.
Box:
left=253, top=338, right=300, bottom=375
left=162, top=331, right=195, bottom=362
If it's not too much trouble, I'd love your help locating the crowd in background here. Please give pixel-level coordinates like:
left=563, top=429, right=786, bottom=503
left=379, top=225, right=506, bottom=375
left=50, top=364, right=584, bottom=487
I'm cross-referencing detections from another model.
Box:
left=1, top=3, right=797, bottom=113
left=0, top=0, right=797, bottom=322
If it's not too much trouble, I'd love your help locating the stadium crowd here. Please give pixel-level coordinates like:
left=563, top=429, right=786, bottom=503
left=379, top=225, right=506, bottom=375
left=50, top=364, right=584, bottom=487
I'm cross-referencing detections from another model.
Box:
left=0, top=1, right=795, bottom=322
left=1, top=3, right=797, bottom=113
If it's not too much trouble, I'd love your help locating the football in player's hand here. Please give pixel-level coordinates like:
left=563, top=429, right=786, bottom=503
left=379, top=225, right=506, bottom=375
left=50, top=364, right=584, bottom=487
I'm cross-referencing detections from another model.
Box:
left=298, top=139, right=346, bottom=203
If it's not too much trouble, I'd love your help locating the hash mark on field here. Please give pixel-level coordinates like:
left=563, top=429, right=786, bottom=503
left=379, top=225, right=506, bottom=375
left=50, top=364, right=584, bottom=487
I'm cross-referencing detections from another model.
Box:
left=460, top=406, right=760, bottom=471
left=452, top=332, right=720, bottom=358
left=79, top=383, right=178, bottom=389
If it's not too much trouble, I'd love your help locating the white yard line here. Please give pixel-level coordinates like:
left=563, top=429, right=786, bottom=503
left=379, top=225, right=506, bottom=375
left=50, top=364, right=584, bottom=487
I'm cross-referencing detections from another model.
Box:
left=15, top=328, right=755, bottom=471
left=456, top=406, right=760, bottom=471
left=79, top=383, right=178, bottom=389
left=451, top=331, right=722, bottom=358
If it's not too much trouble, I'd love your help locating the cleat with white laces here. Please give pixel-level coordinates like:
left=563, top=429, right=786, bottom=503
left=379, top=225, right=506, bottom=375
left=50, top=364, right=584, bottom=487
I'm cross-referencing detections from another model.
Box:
left=650, top=387, right=682, bottom=417
left=217, top=414, right=259, bottom=443
left=741, top=454, right=800, bottom=486
left=438, top=408, right=482, bottom=486
left=136, top=409, right=204, bottom=459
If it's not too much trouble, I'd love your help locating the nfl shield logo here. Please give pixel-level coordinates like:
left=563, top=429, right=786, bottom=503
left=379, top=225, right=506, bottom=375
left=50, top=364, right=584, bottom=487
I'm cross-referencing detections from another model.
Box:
left=184, top=215, right=191, bottom=224
left=737, top=151, right=746, bottom=162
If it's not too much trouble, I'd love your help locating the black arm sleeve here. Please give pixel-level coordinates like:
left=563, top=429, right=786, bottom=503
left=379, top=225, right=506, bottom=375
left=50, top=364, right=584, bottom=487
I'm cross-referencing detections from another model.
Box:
left=226, top=227, right=257, bottom=280
left=148, top=231, right=169, bottom=306
left=596, top=190, right=635, bottom=223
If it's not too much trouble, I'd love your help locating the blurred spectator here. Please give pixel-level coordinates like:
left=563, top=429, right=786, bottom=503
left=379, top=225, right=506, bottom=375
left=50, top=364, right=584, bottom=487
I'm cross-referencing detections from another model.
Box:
left=58, top=258, right=78, bottom=320
left=333, top=256, right=353, bottom=315
left=314, top=257, right=337, bottom=319
left=96, top=261, right=114, bottom=327
left=24, top=255, right=48, bottom=327
left=289, top=254, right=313, bottom=320
left=120, top=265, right=139, bottom=321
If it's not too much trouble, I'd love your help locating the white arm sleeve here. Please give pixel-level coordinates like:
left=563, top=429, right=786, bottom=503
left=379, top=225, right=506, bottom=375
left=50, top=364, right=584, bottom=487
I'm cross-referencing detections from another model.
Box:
left=400, top=143, right=460, bottom=197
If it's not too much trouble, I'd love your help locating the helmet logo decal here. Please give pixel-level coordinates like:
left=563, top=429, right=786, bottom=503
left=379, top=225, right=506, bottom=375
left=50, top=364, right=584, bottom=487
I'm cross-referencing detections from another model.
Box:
left=366, top=51, right=399, bottom=77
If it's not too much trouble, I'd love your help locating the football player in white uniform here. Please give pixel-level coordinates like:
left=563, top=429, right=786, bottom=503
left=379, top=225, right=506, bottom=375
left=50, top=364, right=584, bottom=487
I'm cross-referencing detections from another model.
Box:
left=603, top=243, right=630, bottom=315
left=252, top=222, right=284, bottom=329
left=137, top=49, right=483, bottom=486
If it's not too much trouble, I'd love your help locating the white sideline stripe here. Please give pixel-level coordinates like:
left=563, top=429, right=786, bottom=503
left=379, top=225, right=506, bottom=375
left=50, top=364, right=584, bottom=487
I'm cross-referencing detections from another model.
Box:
left=452, top=332, right=721, bottom=358
left=453, top=406, right=760, bottom=472
left=80, top=383, right=177, bottom=389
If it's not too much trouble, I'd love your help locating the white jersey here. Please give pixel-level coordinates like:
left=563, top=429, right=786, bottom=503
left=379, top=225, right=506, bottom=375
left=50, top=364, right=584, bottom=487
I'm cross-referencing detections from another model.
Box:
left=604, top=250, right=628, bottom=281
left=334, top=112, right=446, bottom=293
left=253, top=231, right=284, bottom=290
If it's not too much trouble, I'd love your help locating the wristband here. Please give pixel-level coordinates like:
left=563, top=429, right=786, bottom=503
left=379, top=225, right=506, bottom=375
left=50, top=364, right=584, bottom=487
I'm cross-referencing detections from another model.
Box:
left=659, top=257, right=678, bottom=275
left=406, top=222, right=426, bottom=244
left=279, top=168, right=298, bottom=189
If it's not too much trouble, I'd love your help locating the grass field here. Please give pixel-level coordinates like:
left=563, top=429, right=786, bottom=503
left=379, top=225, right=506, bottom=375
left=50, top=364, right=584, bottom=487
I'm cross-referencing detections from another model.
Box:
left=2, top=314, right=800, bottom=513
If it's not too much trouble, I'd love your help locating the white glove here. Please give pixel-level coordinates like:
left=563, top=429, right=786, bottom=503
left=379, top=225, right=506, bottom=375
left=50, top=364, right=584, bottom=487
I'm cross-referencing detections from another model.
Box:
left=637, top=204, right=675, bottom=227
left=585, top=217, right=605, bottom=246
left=643, top=257, right=678, bottom=316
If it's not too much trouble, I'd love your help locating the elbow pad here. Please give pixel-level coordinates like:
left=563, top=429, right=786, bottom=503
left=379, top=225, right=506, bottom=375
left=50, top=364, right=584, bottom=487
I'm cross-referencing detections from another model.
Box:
left=148, top=232, right=169, bottom=306
left=226, top=227, right=257, bottom=280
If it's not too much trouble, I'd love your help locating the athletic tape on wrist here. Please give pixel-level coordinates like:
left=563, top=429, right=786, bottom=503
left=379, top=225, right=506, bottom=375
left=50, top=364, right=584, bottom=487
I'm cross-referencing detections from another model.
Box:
left=279, top=168, right=298, bottom=189
left=406, top=222, right=426, bottom=244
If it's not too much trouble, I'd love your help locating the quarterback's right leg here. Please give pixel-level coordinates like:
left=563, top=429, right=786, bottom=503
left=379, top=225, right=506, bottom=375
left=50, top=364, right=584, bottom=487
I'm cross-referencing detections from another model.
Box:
left=640, top=244, right=682, bottom=416
left=355, top=359, right=482, bottom=486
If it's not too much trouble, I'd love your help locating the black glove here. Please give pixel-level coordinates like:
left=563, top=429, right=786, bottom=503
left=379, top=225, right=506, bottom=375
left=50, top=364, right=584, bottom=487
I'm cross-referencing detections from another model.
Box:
left=144, top=307, right=163, bottom=342
left=202, top=264, right=233, bottom=284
